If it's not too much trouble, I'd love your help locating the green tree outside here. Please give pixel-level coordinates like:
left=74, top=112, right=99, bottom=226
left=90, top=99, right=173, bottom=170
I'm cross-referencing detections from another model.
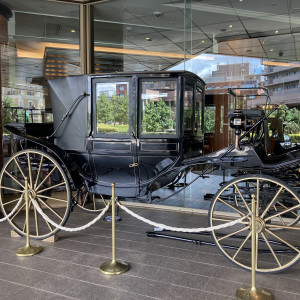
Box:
left=276, top=104, right=300, bottom=134
left=204, top=108, right=215, bottom=133
left=2, top=96, right=17, bottom=133
left=142, top=98, right=173, bottom=133
left=97, top=92, right=111, bottom=124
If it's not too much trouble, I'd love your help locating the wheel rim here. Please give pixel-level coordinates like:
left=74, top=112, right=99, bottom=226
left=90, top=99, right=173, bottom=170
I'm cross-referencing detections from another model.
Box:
left=209, top=175, right=300, bottom=273
left=0, top=149, right=72, bottom=239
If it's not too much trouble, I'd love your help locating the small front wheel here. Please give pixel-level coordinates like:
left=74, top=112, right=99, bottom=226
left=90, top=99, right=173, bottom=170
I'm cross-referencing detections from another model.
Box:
left=208, top=174, right=300, bottom=273
left=77, top=187, right=107, bottom=213
left=0, top=149, right=72, bottom=240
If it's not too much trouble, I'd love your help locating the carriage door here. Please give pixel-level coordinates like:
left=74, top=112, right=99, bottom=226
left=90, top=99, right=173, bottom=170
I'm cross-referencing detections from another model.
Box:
left=91, top=77, right=138, bottom=195
left=137, top=78, right=180, bottom=185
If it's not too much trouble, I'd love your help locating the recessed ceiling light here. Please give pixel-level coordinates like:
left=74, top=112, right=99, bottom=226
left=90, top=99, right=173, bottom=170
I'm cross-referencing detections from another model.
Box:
left=146, top=37, right=152, bottom=41
left=201, top=40, right=205, bottom=43
left=229, top=25, right=233, bottom=28
left=275, top=30, right=279, bottom=34
left=270, top=49, right=274, bottom=52
left=239, top=0, right=244, bottom=2
left=71, top=29, right=76, bottom=33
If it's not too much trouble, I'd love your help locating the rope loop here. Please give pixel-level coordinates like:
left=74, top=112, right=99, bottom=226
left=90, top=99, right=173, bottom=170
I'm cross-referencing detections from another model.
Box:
left=117, top=201, right=248, bottom=233
left=30, top=199, right=110, bottom=232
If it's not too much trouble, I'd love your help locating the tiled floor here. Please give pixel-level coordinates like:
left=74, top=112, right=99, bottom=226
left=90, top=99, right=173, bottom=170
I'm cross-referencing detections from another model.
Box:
left=0, top=202, right=300, bottom=300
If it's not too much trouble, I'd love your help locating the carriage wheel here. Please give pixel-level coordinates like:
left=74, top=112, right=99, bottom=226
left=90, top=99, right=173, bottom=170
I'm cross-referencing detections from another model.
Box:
left=77, top=187, right=107, bottom=213
left=0, top=149, right=72, bottom=240
left=208, top=174, right=300, bottom=273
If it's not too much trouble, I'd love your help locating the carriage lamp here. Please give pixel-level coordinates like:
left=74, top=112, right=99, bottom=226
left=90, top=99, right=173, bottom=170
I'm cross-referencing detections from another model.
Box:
left=230, top=110, right=246, bottom=149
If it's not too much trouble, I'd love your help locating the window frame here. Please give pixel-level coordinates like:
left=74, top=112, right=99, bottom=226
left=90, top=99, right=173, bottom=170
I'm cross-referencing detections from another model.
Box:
left=138, top=77, right=179, bottom=138
left=92, top=77, right=132, bottom=138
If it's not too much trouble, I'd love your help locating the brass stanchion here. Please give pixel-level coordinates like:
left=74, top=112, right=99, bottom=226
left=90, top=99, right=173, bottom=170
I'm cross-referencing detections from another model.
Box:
left=100, top=183, right=128, bottom=275
left=236, top=194, right=273, bottom=300
left=16, top=177, right=42, bottom=256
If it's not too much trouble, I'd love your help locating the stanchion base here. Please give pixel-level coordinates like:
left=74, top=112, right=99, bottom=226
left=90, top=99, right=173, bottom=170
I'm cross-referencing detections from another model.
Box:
left=100, top=260, right=129, bottom=275
left=104, top=215, right=122, bottom=222
left=236, top=287, right=273, bottom=300
left=15, top=245, right=43, bottom=257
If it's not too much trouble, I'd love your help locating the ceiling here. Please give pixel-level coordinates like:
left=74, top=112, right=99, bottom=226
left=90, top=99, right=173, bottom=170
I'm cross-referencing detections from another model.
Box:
left=1, top=0, right=300, bottom=86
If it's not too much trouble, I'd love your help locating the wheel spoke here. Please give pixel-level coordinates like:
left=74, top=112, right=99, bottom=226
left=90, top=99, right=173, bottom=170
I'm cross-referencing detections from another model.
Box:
left=232, top=231, right=251, bottom=259
left=261, top=232, right=281, bottom=267
left=2, top=197, right=22, bottom=206
left=13, top=158, right=26, bottom=180
left=265, top=203, right=300, bottom=222
left=217, top=226, right=250, bottom=242
left=37, top=197, right=63, bottom=220
left=34, top=155, right=44, bottom=189
left=4, top=170, right=25, bottom=189
left=273, top=205, right=287, bottom=226
left=34, top=206, right=39, bottom=236
left=256, top=179, right=259, bottom=216
left=35, top=166, right=57, bottom=191
left=260, top=186, right=284, bottom=218
left=217, top=197, right=248, bottom=217
left=212, top=217, right=247, bottom=224
left=37, top=182, right=66, bottom=194
left=22, top=200, right=33, bottom=232
left=10, top=201, right=25, bottom=221
left=27, top=153, right=33, bottom=189
left=34, top=199, right=53, bottom=231
left=276, top=201, right=300, bottom=219
left=234, top=184, right=251, bottom=214
left=265, top=228, right=300, bottom=253
left=37, top=194, right=67, bottom=203
left=0, top=186, right=23, bottom=193
left=82, top=193, right=88, bottom=207
left=266, top=224, right=300, bottom=230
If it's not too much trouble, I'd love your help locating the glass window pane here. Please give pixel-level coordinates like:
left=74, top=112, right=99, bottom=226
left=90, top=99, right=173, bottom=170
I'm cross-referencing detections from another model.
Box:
left=183, top=84, right=194, bottom=133
left=195, top=85, right=203, bottom=135
left=96, top=81, right=129, bottom=135
left=140, top=80, right=177, bottom=136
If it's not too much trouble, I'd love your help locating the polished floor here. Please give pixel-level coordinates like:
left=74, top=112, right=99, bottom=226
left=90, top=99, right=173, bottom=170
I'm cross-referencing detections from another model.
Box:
left=0, top=201, right=300, bottom=300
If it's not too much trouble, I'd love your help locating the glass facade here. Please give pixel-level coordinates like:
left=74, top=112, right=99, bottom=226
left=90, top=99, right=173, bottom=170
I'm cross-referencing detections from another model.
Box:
left=1, top=0, right=300, bottom=209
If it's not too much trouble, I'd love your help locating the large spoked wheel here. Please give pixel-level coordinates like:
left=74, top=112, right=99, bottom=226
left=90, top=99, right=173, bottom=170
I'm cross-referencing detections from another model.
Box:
left=77, top=187, right=107, bottom=213
left=208, top=174, right=300, bottom=273
left=0, top=149, right=72, bottom=240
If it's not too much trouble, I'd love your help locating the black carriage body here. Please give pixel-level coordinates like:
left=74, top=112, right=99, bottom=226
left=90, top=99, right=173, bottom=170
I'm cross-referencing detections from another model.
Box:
left=48, top=71, right=206, bottom=197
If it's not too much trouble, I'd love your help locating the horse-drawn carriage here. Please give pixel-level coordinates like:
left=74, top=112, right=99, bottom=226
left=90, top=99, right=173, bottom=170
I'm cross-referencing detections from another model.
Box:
left=1, top=71, right=299, bottom=273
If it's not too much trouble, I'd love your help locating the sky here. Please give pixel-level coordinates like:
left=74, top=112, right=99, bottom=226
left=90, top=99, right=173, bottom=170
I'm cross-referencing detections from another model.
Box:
left=169, top=53, right=264, bottom=79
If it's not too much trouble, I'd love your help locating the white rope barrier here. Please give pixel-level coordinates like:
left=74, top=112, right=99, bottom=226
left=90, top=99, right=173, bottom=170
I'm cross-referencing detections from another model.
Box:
left=26, top=197, right=247, bottom=234
left=118, top=202, right=248, bottom=233
left=31, top=198, right=110, bottom=232
left=0, top=196, right=23, bottom=223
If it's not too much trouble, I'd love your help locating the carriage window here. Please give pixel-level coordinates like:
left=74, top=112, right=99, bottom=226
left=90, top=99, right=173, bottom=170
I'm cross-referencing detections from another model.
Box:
left=96, top=81, right=129, bottom=135
left=183, top=84, right=194, bottom=133
left=140, top=79, right=177, bottom=136
left=195, top=84, right=203, bottom=135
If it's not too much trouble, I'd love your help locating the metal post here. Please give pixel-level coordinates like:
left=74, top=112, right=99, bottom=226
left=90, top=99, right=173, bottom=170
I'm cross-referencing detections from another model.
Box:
left=100, top=183, right=128, bottom=275
left=236, top=195, right=273, bottom=300
left=15, top=177, right=42, bottom=256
